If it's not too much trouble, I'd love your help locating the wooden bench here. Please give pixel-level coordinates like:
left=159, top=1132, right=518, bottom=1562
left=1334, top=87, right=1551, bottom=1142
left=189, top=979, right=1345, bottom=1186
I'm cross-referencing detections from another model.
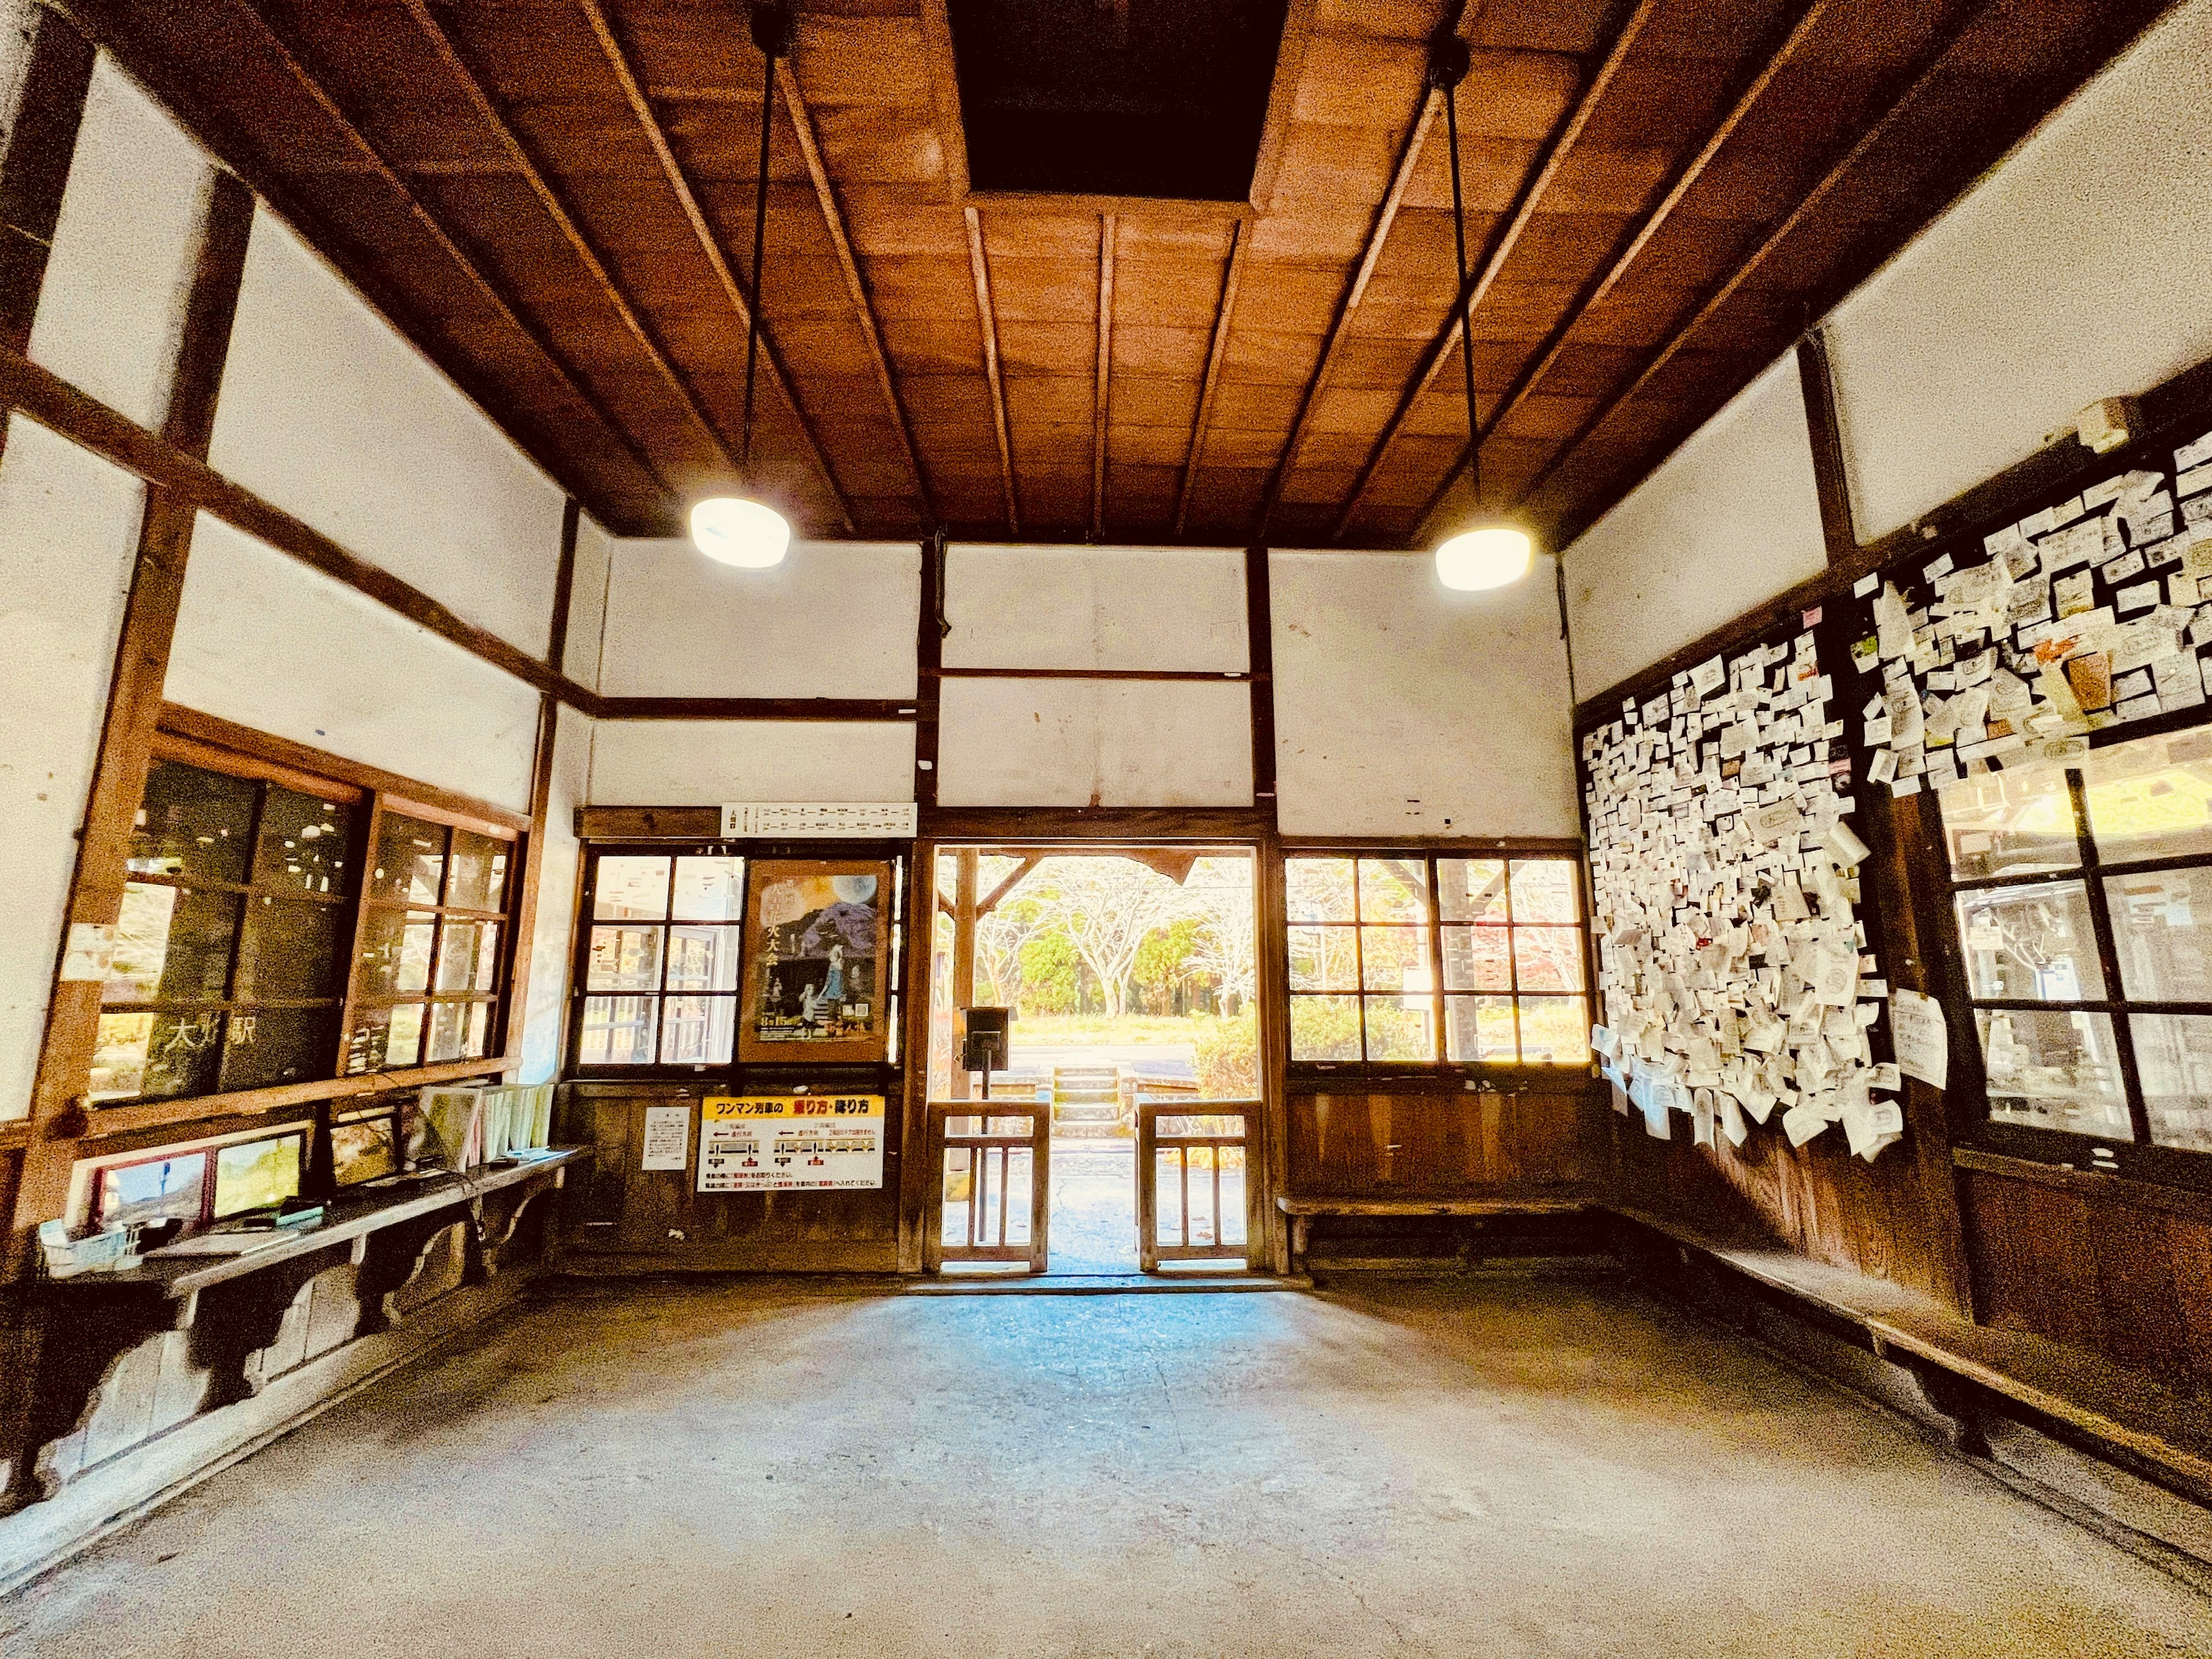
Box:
left=1277, top=1194, right=1597, bottom=1274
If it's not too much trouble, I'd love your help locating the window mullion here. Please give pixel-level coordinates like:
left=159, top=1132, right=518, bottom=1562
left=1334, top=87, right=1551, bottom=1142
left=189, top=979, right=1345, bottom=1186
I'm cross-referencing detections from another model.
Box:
left=1424, top=856, right=1446, bottom=1065
left=2068, top=767, right=2152, bottom=1146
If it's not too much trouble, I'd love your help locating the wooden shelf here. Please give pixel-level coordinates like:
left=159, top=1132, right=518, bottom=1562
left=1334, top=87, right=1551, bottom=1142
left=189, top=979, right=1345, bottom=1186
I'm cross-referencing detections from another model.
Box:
left=46, top=1148, right=586, bottom=1301
left=1277, top=1194, right=1596, bottom=1217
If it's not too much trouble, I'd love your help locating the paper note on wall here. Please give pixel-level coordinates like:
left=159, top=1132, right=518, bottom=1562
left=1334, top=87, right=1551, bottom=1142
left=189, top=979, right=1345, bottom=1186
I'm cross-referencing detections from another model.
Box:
left=641, top=1104, right=694, bottom=1171
left=1888, top=989, right=1949, bottom=1089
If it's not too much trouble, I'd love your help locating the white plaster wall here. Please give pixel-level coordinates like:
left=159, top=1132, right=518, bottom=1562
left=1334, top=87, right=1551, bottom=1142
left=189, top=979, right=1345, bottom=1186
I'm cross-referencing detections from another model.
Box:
left=0, top=0, right=44, bottom=149
left=26, top=54, right=214, bottom=430
left=944, top=544, right=1249, bottom=671
left=599, top=539, right=919, bottom=699
left=208, top=209, right=566, bottom=657
left=937, top=679, right=1253, bottom=807
left=1272, top=549, right=1577, bottom=838
left=565, top=514, right=616, bottom=691
left=1824, top=0, right=2212, bottom=539
left=517, top=702, right=590, bottom=1084
left=1560, top=354, right=1825, bottom=697
left=0, top=419, right=146, bottom=1120
left=586, top=720, right=915, bottom=804
left=166, top=516, right=541, bottom=813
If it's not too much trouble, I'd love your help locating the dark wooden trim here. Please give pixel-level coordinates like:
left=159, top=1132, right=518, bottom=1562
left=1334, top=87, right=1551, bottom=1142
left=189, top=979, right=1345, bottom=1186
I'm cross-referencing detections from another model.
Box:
left=1174, top=219, right=1246, bottom=537
left=1092, top=211, right=1115, bottom=539
left=1797, top=332, right=1858, bottom=562
left=1246, top=546, right=1277, bottom=805
left=66, top=1057, right=517, bottom=1145
left=587, top=696, right=919, bottom=722
left=0, top=1123, right=28, bottom=1154
left=782, top=66, right=933, bottom=530
left=1254, top=823, right=1291, bottom=1270
left=963, top=206, right=1019, bottom=534
left=1245, top=0, right=1317, bottom=210
left=575, top=806, right=725, bottom=842
left=914, top=0, right=971, bottom=198
left=915, top=532, right=945, bottom=809
left=930, top=666, right=1249, bottom=684
left=548, top=498, right=582, bottom=675
left=1256, top=81, right=1438, bottom=539
left=161, top=175, right=257, bottom=454
left=1281, top=834, right=1586, bottom=854
left=0, top=9, right=94, bottom=355
left=1953, top=1147, right=2212, bottom=1229
left=916, top=806, right=1274, bottom=841
left=1330, top=0, right=1665, bottom=540
left=573, top=0, right=855, bottom=533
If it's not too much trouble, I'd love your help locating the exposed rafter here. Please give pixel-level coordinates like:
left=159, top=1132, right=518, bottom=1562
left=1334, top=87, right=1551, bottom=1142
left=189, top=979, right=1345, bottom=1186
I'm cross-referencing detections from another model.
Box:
left=781, top=63, right=936, bottom=530
left=1172, top=219, right=1247, bottom=537
left=1505, top=0, right=2003, bottom=536
left=575, top=0, right=856, bottom=532
left=1093, top=211, right=1117, bottom=539
left=232, top=0, right=670, bottom=494
left=964, top=204, right=1020, bottom=533
left=397, top=0, right=747, bottom=481
left=1327, top=0, right=1665, bottom=541
left=1419, top=0, right=1836, bottom=524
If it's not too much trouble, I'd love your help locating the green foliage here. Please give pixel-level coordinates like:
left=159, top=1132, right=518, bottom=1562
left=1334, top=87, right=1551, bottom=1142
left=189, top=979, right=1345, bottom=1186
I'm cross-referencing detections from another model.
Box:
left=1017, top=931, right=1080, bottom=1017
left=1132, top=916, right=1204, bottom=1014
left=1191, top=1009, right=1259, bottom=1096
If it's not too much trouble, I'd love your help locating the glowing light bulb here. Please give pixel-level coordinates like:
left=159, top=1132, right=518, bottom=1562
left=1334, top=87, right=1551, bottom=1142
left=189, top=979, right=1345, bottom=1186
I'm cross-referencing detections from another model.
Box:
left=1434, top=523, right=1532, bottom=591
left=690, top=497, right=790, bottom=569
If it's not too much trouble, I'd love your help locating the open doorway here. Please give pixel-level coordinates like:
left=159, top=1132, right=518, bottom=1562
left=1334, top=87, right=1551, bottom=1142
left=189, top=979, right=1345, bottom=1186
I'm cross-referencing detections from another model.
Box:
left=929, top=847, right=1257, bottom=1274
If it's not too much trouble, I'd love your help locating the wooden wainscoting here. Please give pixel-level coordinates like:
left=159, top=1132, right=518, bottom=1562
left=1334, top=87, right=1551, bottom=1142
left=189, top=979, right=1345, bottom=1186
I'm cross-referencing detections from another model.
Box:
left=556, top=1083, right=900, bottom=1275
left=1286, top=1084, right=1609, bottom=1198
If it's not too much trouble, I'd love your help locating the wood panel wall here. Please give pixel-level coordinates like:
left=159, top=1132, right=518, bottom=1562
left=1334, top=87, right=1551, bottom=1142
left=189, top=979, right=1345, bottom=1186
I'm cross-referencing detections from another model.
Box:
left=1285, top=1085, right=1608, bottom=1199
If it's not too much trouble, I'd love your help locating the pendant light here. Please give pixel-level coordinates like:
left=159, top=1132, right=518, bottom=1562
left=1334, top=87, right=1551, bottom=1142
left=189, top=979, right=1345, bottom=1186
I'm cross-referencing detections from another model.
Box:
left=691, top=1, right=796, bottom=569
left=1427, top=33, right=1533, bottom=593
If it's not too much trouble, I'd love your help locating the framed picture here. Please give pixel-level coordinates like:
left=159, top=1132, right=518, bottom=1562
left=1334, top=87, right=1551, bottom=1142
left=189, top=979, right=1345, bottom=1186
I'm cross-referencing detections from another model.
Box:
left=737, top=859, right=892, bottom=1065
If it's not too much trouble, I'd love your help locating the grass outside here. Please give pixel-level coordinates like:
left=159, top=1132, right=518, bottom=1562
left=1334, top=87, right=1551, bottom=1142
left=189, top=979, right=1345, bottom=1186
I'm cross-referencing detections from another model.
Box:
left=1003, top=1014, right=1213, bottom=1046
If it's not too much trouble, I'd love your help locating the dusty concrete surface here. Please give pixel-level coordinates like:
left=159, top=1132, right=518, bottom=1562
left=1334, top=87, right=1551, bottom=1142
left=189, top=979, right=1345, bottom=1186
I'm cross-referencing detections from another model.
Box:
left=7, top=1277, right=2211, bottom=1657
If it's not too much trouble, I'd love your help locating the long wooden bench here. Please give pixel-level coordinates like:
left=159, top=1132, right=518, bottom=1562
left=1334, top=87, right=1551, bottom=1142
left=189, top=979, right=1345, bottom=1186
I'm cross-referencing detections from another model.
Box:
left=1276, top=1193, right=1597, bottom=1274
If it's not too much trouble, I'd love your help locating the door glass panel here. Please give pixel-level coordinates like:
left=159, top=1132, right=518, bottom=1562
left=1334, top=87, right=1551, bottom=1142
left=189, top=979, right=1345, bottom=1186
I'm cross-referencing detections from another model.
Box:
left=105, top=884, right=239, bottom=1003
left=1955, top=881, right=2105, bottom=1001
left=2135, top=1013, right=2212, bottom=1152
left=1357, top=858, right=1428, bottom=922
left=2081, top=730, right=2212, bottom=864
left=220, top=1005, right=336, bottom=1090
left=1441, top=925, right=1510, bottom=991
left=130, top=761, right=256, bottom=882
left=1977, top=1007, right=2130, bottom=1138
left=1286, top=926, right=1357, bottom=991
left=235, top=897, right=344, bottom=1000
left=372, top=813, right=448, bottom=903
left=1513, top=927, right=1583, bottom=992
left=357, top=908, right=436, bottom=997
left=1437, top=858, right=1507, bottom=921
left=1509, top=859, right=1580, bottom=922
left=1285, top=857, right=1355, bottom=923
left=1445, top=995, right=1518, bottom=1062
left=578, top=995, right=657, bottom=1065
left=1938, top=764, right=2082, bottom=880
left=594, top=856, right=671, bottom=921
left=1289, top=995, right=1359, bottom=1060
left=672, top=857, right=744, bottom=921
left=665, top=925, right=740, bottom=993
left=588, top=925, right=663, bottom=993
left=255, top=787, right=354, bottom=896
left=2104, top=868, right=2212, bottom=1002
left=446, top=829, right=509, bottom=911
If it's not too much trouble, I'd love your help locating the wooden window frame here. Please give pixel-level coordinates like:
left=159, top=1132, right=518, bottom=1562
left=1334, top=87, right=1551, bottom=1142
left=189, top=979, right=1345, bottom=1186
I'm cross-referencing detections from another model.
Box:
left=1282, top=843, right=1596, bottom=1087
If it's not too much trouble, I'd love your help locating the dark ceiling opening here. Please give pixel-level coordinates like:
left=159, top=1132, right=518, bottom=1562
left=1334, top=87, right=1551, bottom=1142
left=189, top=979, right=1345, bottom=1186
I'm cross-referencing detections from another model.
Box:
left=946, top=0, right=1289, bottom=200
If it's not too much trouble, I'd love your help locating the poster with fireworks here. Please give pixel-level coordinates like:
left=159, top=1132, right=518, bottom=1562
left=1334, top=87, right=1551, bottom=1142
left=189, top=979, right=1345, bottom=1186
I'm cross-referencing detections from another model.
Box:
left=737, top=860, right=893, bottom=1064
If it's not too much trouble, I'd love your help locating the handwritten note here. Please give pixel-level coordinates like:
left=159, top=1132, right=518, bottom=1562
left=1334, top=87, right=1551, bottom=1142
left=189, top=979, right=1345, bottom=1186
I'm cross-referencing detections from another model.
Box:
left=641, top=1104, right=694, bottom=1171
left=1889, top=988, right=1949, bottom=1089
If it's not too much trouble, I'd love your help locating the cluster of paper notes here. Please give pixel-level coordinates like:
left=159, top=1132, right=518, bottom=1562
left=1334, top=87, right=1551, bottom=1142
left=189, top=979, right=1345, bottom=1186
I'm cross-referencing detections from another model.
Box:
left=1582, top=628, right=1904, bottom=1164
left=1850, top=428, right=2212, bottom=797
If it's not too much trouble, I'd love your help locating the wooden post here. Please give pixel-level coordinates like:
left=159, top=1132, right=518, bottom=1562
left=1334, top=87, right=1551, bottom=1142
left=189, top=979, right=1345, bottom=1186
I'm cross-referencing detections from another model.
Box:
left=0, top=12, right=94, bottom=358
left=948, top=847, right=978, bottom=1102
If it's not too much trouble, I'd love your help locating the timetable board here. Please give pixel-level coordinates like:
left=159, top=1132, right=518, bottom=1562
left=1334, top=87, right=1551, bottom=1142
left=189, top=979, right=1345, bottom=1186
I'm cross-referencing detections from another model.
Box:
left=697, top=1094, right=885, bottom=1192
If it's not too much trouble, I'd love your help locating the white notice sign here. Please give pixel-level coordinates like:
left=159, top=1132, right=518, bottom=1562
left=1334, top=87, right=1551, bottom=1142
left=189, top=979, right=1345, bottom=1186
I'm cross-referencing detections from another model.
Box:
left=640, top=1104, right=693, bottom=1171
left=698, top=1094, right=885, bottom=1192
left=1889, top=989, right=1949, bottom=1089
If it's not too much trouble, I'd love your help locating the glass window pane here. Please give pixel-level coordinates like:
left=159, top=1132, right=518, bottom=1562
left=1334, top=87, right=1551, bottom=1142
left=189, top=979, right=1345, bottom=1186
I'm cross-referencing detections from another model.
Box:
left=1445, top=995, right=1517, bottom=1062
left=95, top=1151, right=207, bottom=1230
left=1438, top=858, right=1507, bottom=922
left=436, top=921, right=497, bottom=993
left=1363, top=994, right=1433, bottom=1060
left=1509, top=860, right=1579, bottom=923
left=1516, top=996, right=1590, bottom=1063
left=1938, top=764, right=2082, bottom=880
left=1977, top=1008, right=2130, bottom=1138
left=105, top=883, right=238, bottom=1003
left=659, top=994, right=737, bottom=1064
left=446, top=830, right=509, bottom=911
left=345, top=1003, right=424, bottom=1074
left=219, top=1005, right=336, bottom=1091
left=1286, top=925, right=1358, bottom=991
left=1955, top=881, right=2105, bottom=1001
left=254, top=787, right=355, bottom=897
left=2135, top=1014, right=2212, bottom=1152
left=1286, top=857, right=1355, bottom=923
left=1359, top=925, right=1429, bottom=993
left=2081, top=729, right=2212, bottom=864
left=356, top=908, right=436, bottom=998
left=588, top=925, right=663, bottom=993
left=672, top=856, right=744, bottom=921
left=235, top=897, right=345, bottom=1000
left=1441, top=925, right=1511, bottom=991
left=93, top=1010, right=224, bottom=1099
left=214, top=1134, right=302, bottom=1218
left=130, top=761, right=255, bottom=882
left=1289, top=994, right=1360, bottom=1060
left=426, top=1001, right=468, bottom=1063
left=665, top=925, right=739, bottom=993
left=1513, top=927, right=1584, bottom=993
left=593, top=855, right=671, bottom=921
left=1357, top=858, right=1429, bottom=923
left=2105, top=868, right=2212, bottom=1003
left=372, top=813, right=448, bottom=904
left=465, top=1001, right=492, bottom=1060
left=579, top=995, right=657, bottom=1065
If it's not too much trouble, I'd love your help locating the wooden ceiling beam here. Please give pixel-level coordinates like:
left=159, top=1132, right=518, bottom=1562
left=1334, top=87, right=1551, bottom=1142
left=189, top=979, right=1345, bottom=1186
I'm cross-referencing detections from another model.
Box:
left=1173, top=219, right=1247, bottom=538
left=781, top=66, right=936, bottom=531
left=1093, top=210, right=1116, bottom=540
left=1252, top=74, right=1442, bottom=539
left=399, top=0, right=748, bottom=483
left=575, top=0, right=856, bottom=533
left=1327, top=0, right=1665, bottom=541
left=1503, top=0, right=2001, bottom=534
left=230, top=0, right=672, bottom=495
left=1418, top=0, right=1835, bottom=525
left=964, top=204, right=1020, bottom=534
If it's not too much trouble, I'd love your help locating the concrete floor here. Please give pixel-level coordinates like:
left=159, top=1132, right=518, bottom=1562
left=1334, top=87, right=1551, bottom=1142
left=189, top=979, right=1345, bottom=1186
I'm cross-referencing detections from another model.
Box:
left=9, top=1278, right=2211, bottom=1657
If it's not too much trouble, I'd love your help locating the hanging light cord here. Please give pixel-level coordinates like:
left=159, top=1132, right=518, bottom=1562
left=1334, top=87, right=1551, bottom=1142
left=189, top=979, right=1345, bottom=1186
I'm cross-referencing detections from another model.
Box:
left=740, top=3, right=793, bottom=475
left=1431, top=34, right=1479, bottom=513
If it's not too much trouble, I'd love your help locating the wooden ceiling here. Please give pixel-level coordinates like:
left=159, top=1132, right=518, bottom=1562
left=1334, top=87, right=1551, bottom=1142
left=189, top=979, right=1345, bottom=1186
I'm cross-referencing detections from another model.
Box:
left=67, top=0, right=2173, bottom=548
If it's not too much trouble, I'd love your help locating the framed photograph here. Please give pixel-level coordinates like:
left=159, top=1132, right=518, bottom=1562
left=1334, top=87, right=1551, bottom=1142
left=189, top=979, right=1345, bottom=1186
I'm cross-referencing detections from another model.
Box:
left=737, top=859, right=892, bottom=1065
